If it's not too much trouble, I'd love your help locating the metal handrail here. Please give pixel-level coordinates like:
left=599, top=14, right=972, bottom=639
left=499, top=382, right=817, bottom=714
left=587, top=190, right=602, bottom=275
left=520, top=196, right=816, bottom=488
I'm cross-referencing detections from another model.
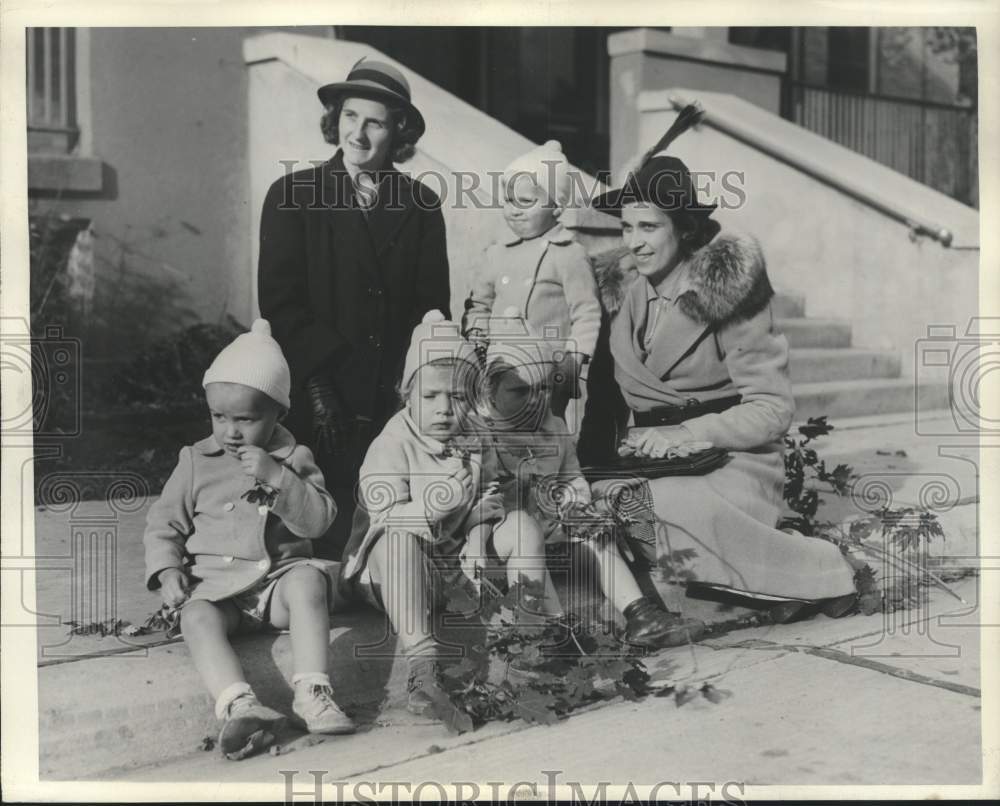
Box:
left=668, top=94, right=957, bottom=247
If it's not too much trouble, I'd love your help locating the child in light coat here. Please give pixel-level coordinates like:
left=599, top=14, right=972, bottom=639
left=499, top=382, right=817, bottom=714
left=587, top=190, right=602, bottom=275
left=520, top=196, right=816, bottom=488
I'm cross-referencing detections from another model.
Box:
left=469, top=310, right=706, bottom=649
left=464, top=140, right=601, bottom=433
left=143, top=319, right=353, bottom=761
left=341, top=311, right=565, bottom=715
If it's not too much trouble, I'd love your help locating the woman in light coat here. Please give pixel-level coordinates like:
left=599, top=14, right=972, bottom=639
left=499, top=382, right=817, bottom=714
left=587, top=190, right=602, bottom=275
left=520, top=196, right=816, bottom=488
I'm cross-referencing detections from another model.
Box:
left=590, top=108, right=859, bottom=620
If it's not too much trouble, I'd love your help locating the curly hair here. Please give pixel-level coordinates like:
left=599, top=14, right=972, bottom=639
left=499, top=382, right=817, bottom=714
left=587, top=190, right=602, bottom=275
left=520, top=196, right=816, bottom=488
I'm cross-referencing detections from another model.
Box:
left=671, top=211, right=722, bottom=256
left=320, top=95, right=421, bottom=164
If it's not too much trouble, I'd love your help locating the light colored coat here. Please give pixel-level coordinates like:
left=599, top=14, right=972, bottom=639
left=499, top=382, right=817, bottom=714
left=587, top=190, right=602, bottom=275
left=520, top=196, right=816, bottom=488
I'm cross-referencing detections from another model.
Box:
left=342, top=410, right=485, bottom=581
left=143, top=424, right=337, bottom=602
left=602, top=232, right=855, bottom=601
left=480, top=412, right=592, bottom=543
left=466, top=223, right=602, bottom=359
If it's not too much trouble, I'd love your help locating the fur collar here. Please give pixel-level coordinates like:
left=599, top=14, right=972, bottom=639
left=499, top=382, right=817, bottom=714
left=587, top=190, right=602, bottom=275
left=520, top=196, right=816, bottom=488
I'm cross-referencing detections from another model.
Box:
left=590, top=231, right=773, bottom=327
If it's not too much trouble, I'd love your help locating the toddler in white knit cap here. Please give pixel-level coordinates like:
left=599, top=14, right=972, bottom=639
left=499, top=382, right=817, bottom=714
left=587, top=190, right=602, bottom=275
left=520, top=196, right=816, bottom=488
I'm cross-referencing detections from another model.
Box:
left=464, top=140, right=602, bottom=432
left=342, top=310, right=567, bottom=718
left=143, top=319, right=354, bottom=762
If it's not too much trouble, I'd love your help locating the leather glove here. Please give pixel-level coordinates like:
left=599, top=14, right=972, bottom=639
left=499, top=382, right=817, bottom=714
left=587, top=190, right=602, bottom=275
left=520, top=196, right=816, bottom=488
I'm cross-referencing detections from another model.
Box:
left=557, top=351, right=587, bottom=399
left=551, top=351, right=587, bottom=418
left=305, top=372, right=346, bottom=459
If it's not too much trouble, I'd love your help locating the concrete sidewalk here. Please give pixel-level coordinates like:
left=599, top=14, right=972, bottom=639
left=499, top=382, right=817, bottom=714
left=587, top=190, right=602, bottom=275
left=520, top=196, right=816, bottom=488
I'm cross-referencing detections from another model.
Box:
left=32, top=412, right=987, bottom=782
left=115, top=577, right=987, bottom=787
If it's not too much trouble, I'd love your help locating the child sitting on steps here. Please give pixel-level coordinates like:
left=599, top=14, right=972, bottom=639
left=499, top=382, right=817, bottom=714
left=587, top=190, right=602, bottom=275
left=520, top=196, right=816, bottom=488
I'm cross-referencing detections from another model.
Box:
left=469, top=309, right=706, bottom=649
left=143, top=319, right=353, bottom=761
left=341, top=310, right=567, bottom=716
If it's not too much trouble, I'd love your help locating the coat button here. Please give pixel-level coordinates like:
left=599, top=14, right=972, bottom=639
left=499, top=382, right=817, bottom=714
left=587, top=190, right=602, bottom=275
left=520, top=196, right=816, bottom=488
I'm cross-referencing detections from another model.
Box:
left=257, top=559, right=269, bottom=571
left=223, top=502, right=235, bottom=512
left=500, top=276, right=510, bottom=285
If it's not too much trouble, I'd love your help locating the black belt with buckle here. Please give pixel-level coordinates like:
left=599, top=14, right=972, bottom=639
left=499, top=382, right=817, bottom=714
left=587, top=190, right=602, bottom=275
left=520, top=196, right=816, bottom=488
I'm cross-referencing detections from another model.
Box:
left=633, top=394, right=742, bottom=428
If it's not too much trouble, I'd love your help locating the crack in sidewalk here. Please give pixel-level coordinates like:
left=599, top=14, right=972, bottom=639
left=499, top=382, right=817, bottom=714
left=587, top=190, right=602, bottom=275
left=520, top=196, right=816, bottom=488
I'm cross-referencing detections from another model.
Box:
left=719, top=638, right=979, bottom=698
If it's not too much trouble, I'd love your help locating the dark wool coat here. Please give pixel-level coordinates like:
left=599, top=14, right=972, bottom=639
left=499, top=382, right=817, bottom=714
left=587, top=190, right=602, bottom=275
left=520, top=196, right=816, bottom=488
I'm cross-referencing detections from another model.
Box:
left=257, top=150, right=451, bottom=488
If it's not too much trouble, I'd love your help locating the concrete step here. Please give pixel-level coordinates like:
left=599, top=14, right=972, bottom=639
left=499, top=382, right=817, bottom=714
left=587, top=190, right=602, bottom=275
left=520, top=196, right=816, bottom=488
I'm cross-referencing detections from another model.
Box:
left=777, top=318, right=852, bottom=348
left=793, top=377, right=950, bottom=420
left=789, top=348, right=901, bottom=384
left=771, top=292, right=806, bottom=318
left=37, top=576, right=757, bottom=780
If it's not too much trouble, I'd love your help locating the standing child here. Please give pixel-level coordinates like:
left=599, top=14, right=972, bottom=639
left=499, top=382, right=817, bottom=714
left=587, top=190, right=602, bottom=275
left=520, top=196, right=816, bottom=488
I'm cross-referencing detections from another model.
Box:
left=473, top=310, right=706, bottom=649
left=143, top=319, right=353, bottom=762
left=464, top=140, right=601, bottom=432
left=342, top=311, right=566, bottom=715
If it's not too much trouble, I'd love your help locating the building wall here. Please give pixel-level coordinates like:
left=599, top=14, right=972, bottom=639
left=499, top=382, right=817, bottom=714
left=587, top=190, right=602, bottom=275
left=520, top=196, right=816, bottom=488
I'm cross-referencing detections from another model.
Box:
left=30, top=26, right=333, bottom=358
left=608, top=29, right=786, bottom=178
left=637, top=96, right=978, bottom=378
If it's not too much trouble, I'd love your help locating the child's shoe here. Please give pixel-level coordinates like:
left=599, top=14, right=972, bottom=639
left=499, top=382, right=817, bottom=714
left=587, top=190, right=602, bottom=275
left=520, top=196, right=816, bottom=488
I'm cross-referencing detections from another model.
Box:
left=292, top=684, right=356, bottom=735
left=622, top=596, right=705, bottom=648
left=218, top=693, right=286, bottom=760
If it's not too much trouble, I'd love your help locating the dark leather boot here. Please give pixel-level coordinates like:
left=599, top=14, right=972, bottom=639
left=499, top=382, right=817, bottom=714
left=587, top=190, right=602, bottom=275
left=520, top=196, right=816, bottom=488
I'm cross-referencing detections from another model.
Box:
left=768, top=600, right=810, bottom=624
left=623, top=597, right=705, bottom=648
left=820, top=592, right=857, bottom=618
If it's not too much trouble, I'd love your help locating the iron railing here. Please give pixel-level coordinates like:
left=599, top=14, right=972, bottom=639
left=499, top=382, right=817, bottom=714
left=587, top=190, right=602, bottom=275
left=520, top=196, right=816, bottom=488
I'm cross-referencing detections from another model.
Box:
left=785, top=81, right=978, bottom=208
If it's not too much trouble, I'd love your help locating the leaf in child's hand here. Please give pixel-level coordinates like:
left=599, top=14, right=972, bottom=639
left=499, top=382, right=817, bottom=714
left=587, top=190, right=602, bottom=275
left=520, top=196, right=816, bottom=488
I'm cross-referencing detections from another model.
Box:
left=197, top=736, right=215, bottom=751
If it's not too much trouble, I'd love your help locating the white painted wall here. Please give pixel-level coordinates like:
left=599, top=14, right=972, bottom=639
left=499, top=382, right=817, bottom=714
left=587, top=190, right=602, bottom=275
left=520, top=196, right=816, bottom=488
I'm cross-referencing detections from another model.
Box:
left=633, top=90, right=979, bottom=378
left=246, top=34, right=579, bottom=321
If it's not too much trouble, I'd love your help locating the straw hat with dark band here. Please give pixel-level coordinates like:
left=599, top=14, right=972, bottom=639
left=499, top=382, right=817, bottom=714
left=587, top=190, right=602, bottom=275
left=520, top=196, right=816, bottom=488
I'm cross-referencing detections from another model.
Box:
left=317, top=57, right=425, bottom=139
left=591, top=104, right=716, bottom=219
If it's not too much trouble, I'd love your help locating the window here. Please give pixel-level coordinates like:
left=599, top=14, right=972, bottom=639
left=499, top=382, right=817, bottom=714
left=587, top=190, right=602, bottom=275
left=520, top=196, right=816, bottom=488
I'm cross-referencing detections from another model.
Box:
left=27, top=28, right=78, bottom=154
left=826, top=27, right=870, bottom=93
left=26, top=28, right=101, bottom=193
left=728, top=27, right=792, bottom=54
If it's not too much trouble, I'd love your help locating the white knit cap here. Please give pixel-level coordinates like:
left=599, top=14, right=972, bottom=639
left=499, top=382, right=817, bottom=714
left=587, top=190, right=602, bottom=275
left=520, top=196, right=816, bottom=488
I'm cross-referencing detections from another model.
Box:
left=485, top=307, right=559, bottom=387
left=202, top=318, right=291, bottom=410
left=401, top=310, right=478, bottom=391
left=504, top=140, right=571, bottom=209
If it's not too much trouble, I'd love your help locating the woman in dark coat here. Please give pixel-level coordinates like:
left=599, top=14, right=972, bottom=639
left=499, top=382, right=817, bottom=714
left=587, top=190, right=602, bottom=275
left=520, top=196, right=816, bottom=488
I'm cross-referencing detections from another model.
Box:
left=591, top=107, right=860, bottom=621
left=258, top=59, right=451, bottom=557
